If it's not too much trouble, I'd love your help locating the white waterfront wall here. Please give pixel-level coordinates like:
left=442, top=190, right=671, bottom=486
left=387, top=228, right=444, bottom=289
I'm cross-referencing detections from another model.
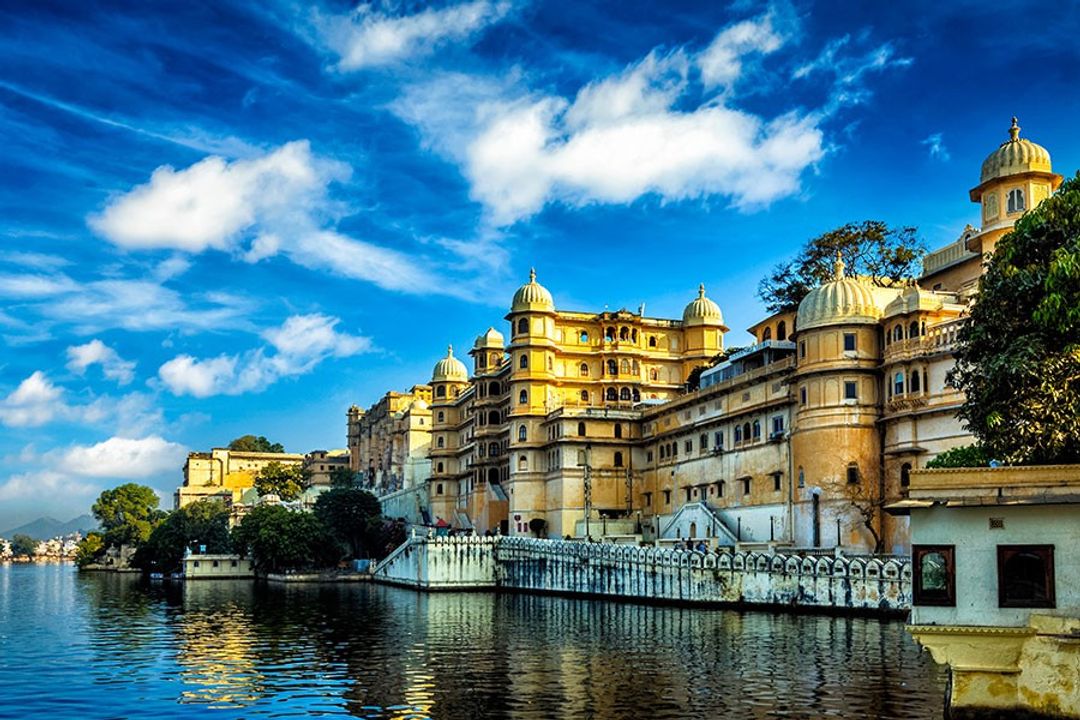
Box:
left=373, top=536, right=911, bottom=613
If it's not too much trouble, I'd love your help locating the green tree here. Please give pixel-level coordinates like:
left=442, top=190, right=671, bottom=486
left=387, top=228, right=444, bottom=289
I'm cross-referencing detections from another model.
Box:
left=329, top=466, right=357, bottom=488
left=74, top=532, right=106, bottom=568
left=91, top=483, right=163, bottom=548
left=11, top=534, right=38, bottom=557
left=313, top=488, right=383, bottom=558
left=229, top=435, right=285, bottom=453
left=231, top=505, right=340, bottom=573
left=949, top=174, right=1080, bottom=465
left=757, top=221, right=925, bottom=313
left=925, top=445, right=991, bottom=469
left=132, top=500, right=232, bottom=574
left=254, top=462, right=309, bottom=501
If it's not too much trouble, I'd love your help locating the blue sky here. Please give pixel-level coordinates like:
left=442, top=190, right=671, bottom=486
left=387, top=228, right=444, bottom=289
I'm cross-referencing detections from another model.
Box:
left=1, top=0, right=1078, bottom=530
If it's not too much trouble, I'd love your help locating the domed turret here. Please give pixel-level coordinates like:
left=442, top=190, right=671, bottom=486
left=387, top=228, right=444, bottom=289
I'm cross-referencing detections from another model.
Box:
left=979, top=117, right=1053, bottom=184
left=510, top=269, right=554, bottom=313
left=409, top=398, right=429, bottom=412
left=797, top=255, right=882, bottom=331
left=432, top=345, right=468, bottom=382
left=474, top=326, right=505, bottom=349
left=682, top=284, right=724, bottom=326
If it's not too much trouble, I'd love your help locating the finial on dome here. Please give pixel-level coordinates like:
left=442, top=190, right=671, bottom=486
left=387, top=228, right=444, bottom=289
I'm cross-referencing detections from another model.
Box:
left=833, top=251, right=845, bottom=280
left=1009, top=116, right=1020, bottom=141
left=447, top=344, right=453, bottom=356
left=698, top=283, right=706, bottom=298
left=529, top=267, right=536, bottom=283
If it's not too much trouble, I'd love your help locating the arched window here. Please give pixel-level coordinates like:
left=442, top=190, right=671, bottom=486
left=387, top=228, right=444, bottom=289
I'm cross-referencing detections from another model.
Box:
left=649, top=336, right=657, bottom=348
left=620, top=387, right=631, bottom=401
left=777, top=320, right=787, bottom=341
left=579, top=330, right=589, bottom=343
left=798, top=466, right=805, bottom=488
left=489, top=381, right=500, bottom=395
left=436, top=385, right=446, bottom=398
left=734, top=425, right=743, bottom=443
left=580, top=362, right=589, bottom=377
left=847, top=463, right=860, bottom=485
left=436, top=462, right=444, bottom=473
left=671, top=442, right=678, bottom=457
left=909, top=321, right=920, bottom=338
left=607, top=359, right=618, bottom=375
left=614, top=452, right=624, bottom=468
left=605, top=326, right=615, bottom=341
left=518, top=425, right=527, bottom=441
left=488, top=467, right=499, bottom=484
left=489, top=443, right=498, bottom=457
left=620, top=359, right=630, bottom=374
left=614, top=423, right=622, bottom=439
left=900, top=463, right=912, bottom=488
left=489, top=353, right=500, bottom=367
left=518, top=455, right=528, bottom=471
left=650, top=368, right=659, bottom=381
left=894, top=372, right=905, bottom=396
left=519, top=354, right=528, bottom=369
left=1007, top=187, right=1025, bottom=214
left=752, top=420, right=761, bottom=439
left=580, top=390, right=589, bottom=402
left=620, top=327, right=629, bottom=341
left=894, top=325, right=903, bottom=342
left=632, top=389, right=641, bottom=402
left=910, top=370, right=921, bottom=393
left=488, top=410, right=499, bottom=424
left=605, top=387, right=617, bottom=401
left=699, top=433, right=708, bottom=450
left=453, top=387, right=460, bottom=398
left=631, top=329, right=638, bottom=342
left=519, top=389, right=528, bottom=405
left=743, top=422, right=751, bottom=441
left=577, top=422, right=586, bottom=436
left=517, top=318, right=528, bottom=335
left=478, top=354, right=487, bottom=369
left=436, top=482, right=443, bottom=494
left=437, top=436, right=445, bottom=448
left=763, top=327, right=772, bottom=341
left=437, top=411, right=445, bottom=422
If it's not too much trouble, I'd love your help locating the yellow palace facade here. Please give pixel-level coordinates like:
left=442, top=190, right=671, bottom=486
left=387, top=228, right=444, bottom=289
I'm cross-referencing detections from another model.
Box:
left=348, top=119, right=1063, bottom=554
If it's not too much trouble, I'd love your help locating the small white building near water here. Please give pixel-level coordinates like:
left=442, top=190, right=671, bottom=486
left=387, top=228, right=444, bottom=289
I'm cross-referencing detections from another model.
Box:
left=183, top=553, right=254, bottom=579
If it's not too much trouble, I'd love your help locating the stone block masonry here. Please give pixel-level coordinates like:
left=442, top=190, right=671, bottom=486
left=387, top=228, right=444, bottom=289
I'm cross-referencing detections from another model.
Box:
left=372, top=536, right=912, bottom=614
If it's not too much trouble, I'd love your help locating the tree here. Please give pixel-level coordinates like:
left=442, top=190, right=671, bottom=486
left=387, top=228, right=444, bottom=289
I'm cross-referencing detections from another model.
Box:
left=329, top=466, right=357, bottom=489
left=254, top=462, right=309, bottom=501
left=229, top=435, right=285, bottom=453
left=949, top=174, right=1080, bottom=465
left=757, top=221, right=925, bottom=313
left=74, top=532, right=105, bottom=568
left=925, top=445, right=991, bottom=469
left=11, top=534, right=38, bottom=557
left=313, top=488, right=383, bottom=558
left=231, top=505, right=340, bottom=573
left=132, top=500, right=232, bottom=574
left=91, top=484, right=163, bottom=548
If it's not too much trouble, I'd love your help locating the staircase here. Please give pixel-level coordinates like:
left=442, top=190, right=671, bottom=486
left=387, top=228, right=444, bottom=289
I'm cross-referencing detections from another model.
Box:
left=660, top=502, right=740, bottom=544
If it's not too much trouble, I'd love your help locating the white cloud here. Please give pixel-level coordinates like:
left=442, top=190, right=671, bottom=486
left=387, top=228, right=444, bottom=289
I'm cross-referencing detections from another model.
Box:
left=54, top=435, right=188, bottom=479
left=0, top=470, right=98, bottom=504
left=922, top=132, right=950, bottom=162
left=89, top=141, right=459, bottom=297
left=698, top=14, right=784, bottom=90
left=66, top=339, right=136, bottom=385
left=0, top=372, right=64, bottom=427
left=158, top=313, right=371, bottom=398
left=315, top=0, right=511, bottom=71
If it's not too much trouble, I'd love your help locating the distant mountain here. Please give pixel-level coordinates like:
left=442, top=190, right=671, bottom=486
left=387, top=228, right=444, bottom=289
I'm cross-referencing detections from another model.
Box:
left=1, top=514, right=97, bottom=540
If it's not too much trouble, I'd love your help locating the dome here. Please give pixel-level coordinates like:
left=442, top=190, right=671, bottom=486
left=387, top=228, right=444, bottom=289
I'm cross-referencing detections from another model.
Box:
left=409, top=398, right=429, bottom=412
left=474, top=326, right=504, bottom=349
left=432, top=345, right=468, bottom=382
left=682, top=284, right=724, bottom=326
left=979, top=117, right=1053, bottom=184
left=797, top=256, right=882, bottom=331
left=510, top=269, right=555, bottom=313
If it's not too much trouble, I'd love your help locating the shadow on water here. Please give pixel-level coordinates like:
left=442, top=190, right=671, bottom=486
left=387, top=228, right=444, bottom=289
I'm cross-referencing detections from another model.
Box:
left=0, top=565, right=946, bottom=719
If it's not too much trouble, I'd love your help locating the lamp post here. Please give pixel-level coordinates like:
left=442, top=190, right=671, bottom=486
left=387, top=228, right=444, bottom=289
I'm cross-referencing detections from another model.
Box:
left=583, top=443, right=592, bottom=540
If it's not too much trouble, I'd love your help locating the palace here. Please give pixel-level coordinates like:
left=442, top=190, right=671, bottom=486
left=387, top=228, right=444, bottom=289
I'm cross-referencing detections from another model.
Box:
left=348, top=118, right=1063, bottom=554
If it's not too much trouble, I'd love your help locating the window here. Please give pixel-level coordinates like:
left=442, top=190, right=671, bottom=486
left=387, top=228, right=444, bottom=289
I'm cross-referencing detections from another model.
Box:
left=777, top=320, right=787, bottom=341
left=799, top=341, right=806, bottom=359
left=893, top=325, right=903, bottom=342
left=606, top=388, right=617, bottom=401
left=607, top=359, right=618, bottom=375
left=644, top=492, right=652, bottom=506
left=620, top=387, right=631, bottom=401
left=518, top=425, right=527, bottom=441
left=605, top=326, right=615, bottom=341
left=489, top=381, right=500, bottom=395
left=742, top=477, right=751, bottom=494
left=773, top=473, right=782, bottom=492
left=436, top=483, right=444, bottom=495
left=620, top=327, right=629, bottom=341
left=580, top=362, right=589, bottom=377
left=672, top=442, right=678, bottom=457
left=909, top=321, right=919, bottom=338
left=843, top=333, right=856, bottom=352
left=649, top=336, right=657, bottom=348
left=646, top=450, right=653, bottom=462
left=614, top=423, right=623, bottom=439
left=714, top=431, right=723, bottom=449
left=752, top=420, right=761, bottom=440
left=580, top=330, right=589, bottom=343
left=699, top=433, right=708, bottom=452
left=650, top=369, right=659, bottom=381
left=844, top=381, right=857, bottom=400
left=912, top=545, right=955, bottom=606
left=577, top=422, right=586, bottom=436
left=632, top=388, right=641, bottom=402
left=717, top=480, right=725, bottom=497
left=580, top=390, right=589, bottom=402
left=772, top=416, right=784, bottom=435
left=519, top=354, right=528, bottom=369
left=436, top=462, right=444, bottom=473
left=910, top=370, right=921, bottom=393
left=894, top=372, right=905, bottom=396
left=846, top=463, right=859, bottom=485
left=437, top=411, right=445, bottom=422
left=800, top=386, right=807, bottom=405
left=437, top=436, right=445, bottom=448
left=489, top=410, right=499, bottom=424
left=519, top=390, right=528, bottom=404
left=742, top=422, right=751, bottom=442
left=436, top=386, right=446, bottom=398
left=489, top=443, right=498, bottom=457
left=663, top=490, right=671, bottom=505
left=614, top=452, right=624, bottom=468
left=620, top=359, right=630, bottom=375
left=900, top=463, right=912, bottom=487
left=998, top=545, right=1055, bottom=608
left=734, top=425, right=743, bottom=443
left=517, top=318, right=528, bottom=335
left=518, top=455, right=528, bottom=471
left=1007, top=187, right=1026, bottom=214
left=684, top=439, right=692, bottom=453
left=763, top=327, right=772, bottom=341
left=798, top=467, right=805, bottom=488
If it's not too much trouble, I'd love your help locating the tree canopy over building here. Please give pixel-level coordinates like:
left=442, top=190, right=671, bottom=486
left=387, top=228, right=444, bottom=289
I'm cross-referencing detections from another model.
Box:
left=228, top=435, right=285, bottom=453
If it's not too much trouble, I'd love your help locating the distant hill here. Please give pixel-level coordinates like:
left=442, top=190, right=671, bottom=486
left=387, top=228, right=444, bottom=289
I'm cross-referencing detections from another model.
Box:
left=1, top=515, right=97, bottom=540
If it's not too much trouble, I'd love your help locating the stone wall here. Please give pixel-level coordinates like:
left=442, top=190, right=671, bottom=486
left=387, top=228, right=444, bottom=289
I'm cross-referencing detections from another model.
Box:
left=373, top=535, right=911, bottom=614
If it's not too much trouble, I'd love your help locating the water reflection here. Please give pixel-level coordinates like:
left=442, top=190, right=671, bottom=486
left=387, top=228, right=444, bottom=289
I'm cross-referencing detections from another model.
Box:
left=0, top=565, right=946, bottom=719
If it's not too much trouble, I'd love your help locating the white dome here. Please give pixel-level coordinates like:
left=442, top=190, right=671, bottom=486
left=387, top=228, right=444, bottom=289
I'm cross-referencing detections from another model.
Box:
left=510, top=269, right=555, bottom=313
left=682, top=284, right=724, bottom=326
left=432, top=345, right=468, bottom=382
left=409, top=398, right=429, bottom=412
left=797, top=257, right=882, bottom=331
left=980, top=117, right=1053, bottom=184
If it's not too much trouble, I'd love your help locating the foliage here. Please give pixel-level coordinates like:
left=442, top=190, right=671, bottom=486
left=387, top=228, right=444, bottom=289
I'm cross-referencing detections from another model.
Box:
left=228, top=435, right=285, bottom=453
left=371, top=518, right=408, bottom=561
left=74, top=532, right=106, bottom=568
left=131, top=500, right=232, bottom=574
left=254, top=462, right=309, bottom=501
left=757, top=221, right=925, bottom=313
left=329, top=466, right=357, bottom=488
left=231, top=505, right=340, bottom=573
left=925, top=445, right=991, bottom=469
left=10, top=534, right=38, bottom=557
left=91, top=484, right=163, bottom=548
left=313, top=488, right=383, bottom=558
left=949, top=174, right=1080, bottom=464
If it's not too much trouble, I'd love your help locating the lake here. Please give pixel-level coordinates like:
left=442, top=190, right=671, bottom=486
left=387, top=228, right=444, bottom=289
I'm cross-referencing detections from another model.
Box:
left=0, top=563, right=946, bottom=719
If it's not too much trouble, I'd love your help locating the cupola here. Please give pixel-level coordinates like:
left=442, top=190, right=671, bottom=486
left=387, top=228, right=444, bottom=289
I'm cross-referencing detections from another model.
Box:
left=682, top=284, right=725, bottom=326
left=474, top=326, right=505, bottom=349
left=797, top=255, right=882, bottom=331
left=510, top=269, right=555, bottom=313
left=431, top=345, right=468, bottom=382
